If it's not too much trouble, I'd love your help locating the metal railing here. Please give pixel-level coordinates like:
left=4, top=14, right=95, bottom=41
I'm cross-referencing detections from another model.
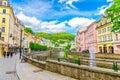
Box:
left=22, top=52, right=120, bottom=72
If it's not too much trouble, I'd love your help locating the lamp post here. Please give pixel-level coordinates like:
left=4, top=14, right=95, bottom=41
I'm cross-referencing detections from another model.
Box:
left=19, top=29, right=23, bottom=59
left=0, top=27, right=2, bottom=38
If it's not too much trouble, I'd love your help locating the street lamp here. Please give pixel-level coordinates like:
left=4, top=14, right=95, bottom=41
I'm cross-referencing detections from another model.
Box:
left=0, top=27, right=2, bottom=38
left=19, top=29, right=23, bottom=59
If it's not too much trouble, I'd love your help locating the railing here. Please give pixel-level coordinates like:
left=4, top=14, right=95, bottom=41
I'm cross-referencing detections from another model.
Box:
left=57, top=57, right=119, bottom=72
left=23, top=52, right=120, bottom=72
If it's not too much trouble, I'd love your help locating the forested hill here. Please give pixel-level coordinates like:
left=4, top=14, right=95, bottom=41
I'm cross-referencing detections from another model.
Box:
left=36, top=32, right=75, bottom=42
left=24, top=27, right=75, bottom=44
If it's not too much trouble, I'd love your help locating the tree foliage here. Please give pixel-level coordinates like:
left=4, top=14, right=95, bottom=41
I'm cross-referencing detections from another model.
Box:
left=36, top=32, right=75, bottom=44
left=24, top=27, right=35, bottom=34
left=105, top=0, right=120, bottom=32
left=30, top=42, right=54, bottom=51
left=63, top=43, right=71, bottom=58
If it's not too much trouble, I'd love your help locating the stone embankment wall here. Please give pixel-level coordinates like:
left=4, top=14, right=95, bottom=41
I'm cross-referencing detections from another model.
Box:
left=23, top=56, right=46, bottom=69
left=68, top=52, right=120, bottom=60
left=23, top=56, right=120, bottom=80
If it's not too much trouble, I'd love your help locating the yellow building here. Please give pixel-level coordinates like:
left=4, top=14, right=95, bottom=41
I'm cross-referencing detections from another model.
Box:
left=0, top=0, right=24, bottom=57
left=96, top=16, right=114, bottom=53
left=0, top=0, right=15, bottom=56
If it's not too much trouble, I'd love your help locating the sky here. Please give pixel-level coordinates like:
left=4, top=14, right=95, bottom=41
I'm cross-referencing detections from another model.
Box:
left=9, top=0, right=113, bottom=34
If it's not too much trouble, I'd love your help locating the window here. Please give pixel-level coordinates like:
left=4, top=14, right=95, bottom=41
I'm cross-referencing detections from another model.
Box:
left=3, top=2, right=7, bottom=6
left=107, top=26, right=112, bottom=31
left=115, top=34, right=118, bottom=40
left=3, top=9, right=6, bottom=14
left=2, top=27, right=5, bottom=32
left=2, top=18, right=5, bottom=23
left=1, top=37, right=4, bottom=41
left=104, top=28, right=106, bottom=32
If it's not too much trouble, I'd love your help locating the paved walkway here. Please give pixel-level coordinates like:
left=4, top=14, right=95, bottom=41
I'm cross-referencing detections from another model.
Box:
left=16, top=61, right=76, bottom=80
left=0, top=54, right=19, bottom=80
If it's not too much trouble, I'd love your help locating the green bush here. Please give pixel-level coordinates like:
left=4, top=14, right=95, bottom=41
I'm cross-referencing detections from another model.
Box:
left=98, top=64, right=104, bottom=68
left=30, top=42, right=55, bottom=51
left=72, top=55, right=79, bottom=64
left=112, top=63, right=118, bottom=71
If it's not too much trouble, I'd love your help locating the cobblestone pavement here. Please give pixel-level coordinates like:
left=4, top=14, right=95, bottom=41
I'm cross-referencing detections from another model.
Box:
left=0, top=54, right=19, bottom=80
left=16, top=61, right=76, bottom=80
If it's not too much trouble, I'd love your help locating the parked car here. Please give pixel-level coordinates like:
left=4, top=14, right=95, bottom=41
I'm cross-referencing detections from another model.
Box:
left=81, top=50, right=89, bottom=53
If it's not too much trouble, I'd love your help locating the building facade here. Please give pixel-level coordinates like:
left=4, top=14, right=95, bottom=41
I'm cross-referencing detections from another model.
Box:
left=85, top=22, right=97, bottom=53
left=77, top=22, right=97, bottom=53
left=75, top=32, right=81, bottom=52
left=0, top=0, right=24, bottom=57
left=24, top=32, right=33, bottom=49
left=79, top=26, right=87, bottom=52
left=96, top=16, right=114, bottom=53
left=113, top=32, right=120, bottom=53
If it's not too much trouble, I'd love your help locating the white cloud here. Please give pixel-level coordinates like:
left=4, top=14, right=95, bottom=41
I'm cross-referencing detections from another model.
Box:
left=58, top=0, right=67, bottom=3
left=13, top=0, right=52, bottom=19
left=68, top=17, right=95, bottom=29
left=66, top=0, right=79, bottom=9
left=58, top=0, right=79, bottom=9
left=17, top=12, right=95, bottom=33
left=96, top=3, right=112, bottom=15
left=16, top=12, right=68, bottom=33
left=106, top=0, right=113, bottom=2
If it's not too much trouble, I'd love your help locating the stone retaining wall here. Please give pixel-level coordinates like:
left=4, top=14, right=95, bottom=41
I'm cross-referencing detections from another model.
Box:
left=23, top=56, right=46, bottom=69
left=46, top=60, right=120, bottom=80
left=69, top=52, right=120, bottom=60
left=23, top=55, right=120, bottom=80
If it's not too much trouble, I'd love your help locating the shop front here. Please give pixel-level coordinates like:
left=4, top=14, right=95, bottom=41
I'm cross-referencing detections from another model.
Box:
left=98, top=43, right=114, bottom=53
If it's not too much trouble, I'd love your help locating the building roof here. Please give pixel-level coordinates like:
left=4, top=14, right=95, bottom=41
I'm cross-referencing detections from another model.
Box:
left=78, top=26, right=87, bottom=33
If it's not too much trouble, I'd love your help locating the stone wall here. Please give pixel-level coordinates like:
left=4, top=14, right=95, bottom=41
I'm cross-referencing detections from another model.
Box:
left=23, top=55, right=120, bottom=80
left=46, top=60, right=120, bottom=80
left=23, top=55, right=46, bottom=69
left=68, top=52, right=120, bottom=60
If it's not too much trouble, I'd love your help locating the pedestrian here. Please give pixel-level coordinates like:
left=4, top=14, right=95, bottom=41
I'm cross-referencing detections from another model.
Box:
left=3, top=51, right=6, bottom=58
left=3, top=48, right=6, bottom=58
left=10, top=52, right=13, bottom=58
left=7, top=52, right=9, bottom=58
left=7, top=48, right=11, bottom=58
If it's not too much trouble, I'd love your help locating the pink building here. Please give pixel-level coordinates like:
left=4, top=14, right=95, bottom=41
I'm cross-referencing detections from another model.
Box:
left=113, top=33, right=120, bottom=53
left=85, top=23, right=98, bottom=53
left=78, top=22, right=98, bottom=53
left=79, top=26, right=87, bottom=51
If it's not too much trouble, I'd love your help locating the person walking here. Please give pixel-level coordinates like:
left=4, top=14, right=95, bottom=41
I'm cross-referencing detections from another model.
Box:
left=10, top=48, right=13, bottom=58
left=7, top=48, right=11, bottom=58
left=3, top=51, right=6, bottom=58
left=7, top=52, right=9, bottom=58
left=10, top=51, right=13, bottom=58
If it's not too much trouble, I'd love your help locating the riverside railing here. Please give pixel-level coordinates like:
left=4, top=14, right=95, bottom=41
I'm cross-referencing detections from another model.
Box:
left=57, top=57, right=120, bottom=72
left=22, top=53, right=120, bottom=72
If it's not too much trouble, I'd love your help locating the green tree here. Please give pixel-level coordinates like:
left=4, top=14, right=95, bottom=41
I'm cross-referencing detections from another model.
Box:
left=105, top=0, right=120, bottom=32
left=24, top=27, right=35, bottom=34
left=63, top=43, right=71, bottom=58
left=35, top=32, right=75, bottom=45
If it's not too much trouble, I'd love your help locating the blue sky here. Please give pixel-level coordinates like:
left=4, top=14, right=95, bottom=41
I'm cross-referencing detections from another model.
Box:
left=9, top=0, right=113, bottom=34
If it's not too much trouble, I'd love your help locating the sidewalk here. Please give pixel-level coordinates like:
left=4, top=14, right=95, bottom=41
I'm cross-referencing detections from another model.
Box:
left=16, top=61, right=77, bottom=80
left=0, top=54, right=19, bottom=80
